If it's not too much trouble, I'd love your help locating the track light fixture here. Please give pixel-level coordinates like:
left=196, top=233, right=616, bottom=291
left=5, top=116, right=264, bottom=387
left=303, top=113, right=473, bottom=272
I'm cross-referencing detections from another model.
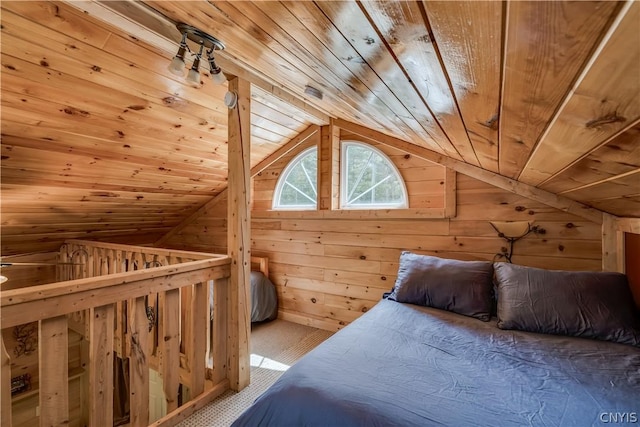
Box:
left=169, top=23, right=226, bottom=85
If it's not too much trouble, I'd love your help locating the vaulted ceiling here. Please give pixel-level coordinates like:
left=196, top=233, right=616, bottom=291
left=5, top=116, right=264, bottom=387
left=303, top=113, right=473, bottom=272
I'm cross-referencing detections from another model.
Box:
left=1, top=1, right=639, bottom=256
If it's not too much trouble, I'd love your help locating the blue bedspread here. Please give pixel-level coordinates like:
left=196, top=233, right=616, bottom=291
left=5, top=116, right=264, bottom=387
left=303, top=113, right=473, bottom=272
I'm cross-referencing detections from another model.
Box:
left=233, top=299, right=640, bottom=427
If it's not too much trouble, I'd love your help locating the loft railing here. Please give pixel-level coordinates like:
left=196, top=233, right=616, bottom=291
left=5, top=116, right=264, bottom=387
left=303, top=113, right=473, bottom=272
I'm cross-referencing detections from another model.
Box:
left=1, top=240, right=232, bottom=427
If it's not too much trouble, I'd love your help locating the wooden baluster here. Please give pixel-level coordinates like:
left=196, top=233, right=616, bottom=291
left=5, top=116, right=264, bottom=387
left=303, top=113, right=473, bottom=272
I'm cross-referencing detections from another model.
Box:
left=129, top=297, right=150, bottom=427
left=39, top=316, right=69, bottom=426
left=188, top=282, right=207, bottom=397
left=180, top=286, right=192, bottom=355
left=1, top=334, right=12, bottom=427
left=162, top=289, right=180, bottom=412
left=89, top=305, right=114, bottom=427
left=212, top=277, right=229, bottom=384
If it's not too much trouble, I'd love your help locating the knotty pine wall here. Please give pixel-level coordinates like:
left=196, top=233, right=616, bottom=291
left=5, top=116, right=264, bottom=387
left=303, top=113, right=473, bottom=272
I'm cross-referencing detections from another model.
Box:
left=163, top=132, right=602, bottom=331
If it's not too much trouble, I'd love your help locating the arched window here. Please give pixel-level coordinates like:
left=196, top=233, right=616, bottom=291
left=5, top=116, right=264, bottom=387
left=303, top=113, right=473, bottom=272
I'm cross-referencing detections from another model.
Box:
left=341, top=142, right=408, bottom=209
left=273, top=147, right=318, bottom=210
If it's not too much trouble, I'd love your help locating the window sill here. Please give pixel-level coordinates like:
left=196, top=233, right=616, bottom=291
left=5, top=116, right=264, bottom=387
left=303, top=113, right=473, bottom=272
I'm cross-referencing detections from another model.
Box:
left=253, top=208, right=447, bottom=220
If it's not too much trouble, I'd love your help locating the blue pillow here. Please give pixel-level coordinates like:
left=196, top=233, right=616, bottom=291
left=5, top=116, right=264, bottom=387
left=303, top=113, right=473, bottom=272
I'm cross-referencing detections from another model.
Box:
left=495, top=263, right=640, bottom=346
left=388, top=252, right=494, bottom=321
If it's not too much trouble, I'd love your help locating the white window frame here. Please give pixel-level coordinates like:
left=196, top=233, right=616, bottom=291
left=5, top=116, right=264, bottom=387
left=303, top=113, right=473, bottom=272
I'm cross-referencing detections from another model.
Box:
left=272, top=146, right=318, bottom=210
left=340, top=141, right=408, bottom=210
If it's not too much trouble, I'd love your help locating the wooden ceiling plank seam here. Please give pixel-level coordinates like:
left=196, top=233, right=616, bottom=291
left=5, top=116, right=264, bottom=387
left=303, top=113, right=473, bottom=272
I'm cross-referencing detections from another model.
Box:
left=333, top=118, right=605, bottom=225
left=541, top=122, right=640, bottom=194
left=585, top=197, right=640, bottom=218
left=0, top=110, right=230, bottom=176
left=418, top=0, right=502, bottom=172
left=558, top=169, right=640, bottom=196
left=0, top=81, right=230, bottom=155
left=538, top=117, right=640, bottom=188
left=155, top=124, right=320, bottom=246
left=0, top=126, right=230, bottom=176
left=251, top=89, right=314, bottom=127
left=355, top=0, right=478, bottom=163
left=355, top=0, right=469, bottom=161
left=251, top=0, right=445, bottom=147
left=250, top=113, right=302, bottom=140
left=517, top=1, right=640, bottom=185
left=68, top=0, right=331, bottom=125
left=498, top=1, right=621, bottom=179
left=250, top=88, right=311, bottom=126
left=147, top=0, right=389, bottom=136
left=0, top=169, right=223, bottom=196
left=251, top=100, right=308, bottom=130
left=0, top=5, right=225, bottom=114
left=563, top=173, right=640, bottom=203
left=210, top=0, right=426, bottom=147
left=305, top=0, right=464, bottom=159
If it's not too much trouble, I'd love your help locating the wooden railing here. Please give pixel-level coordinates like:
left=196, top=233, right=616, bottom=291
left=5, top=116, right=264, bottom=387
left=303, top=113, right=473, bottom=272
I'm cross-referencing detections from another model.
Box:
left=1, top=240, right=232, bottom=427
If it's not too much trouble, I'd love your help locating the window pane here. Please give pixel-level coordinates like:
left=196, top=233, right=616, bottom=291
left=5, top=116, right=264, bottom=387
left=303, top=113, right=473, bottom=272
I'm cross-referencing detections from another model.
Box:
left=273, top=148, right=317, bottom=209
left=342, top=142, right=407, bottom=209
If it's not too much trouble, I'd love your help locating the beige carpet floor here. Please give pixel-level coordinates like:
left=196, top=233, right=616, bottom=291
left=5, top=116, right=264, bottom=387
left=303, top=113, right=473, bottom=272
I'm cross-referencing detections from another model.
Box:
left=177, top=319, right=334, bottom=427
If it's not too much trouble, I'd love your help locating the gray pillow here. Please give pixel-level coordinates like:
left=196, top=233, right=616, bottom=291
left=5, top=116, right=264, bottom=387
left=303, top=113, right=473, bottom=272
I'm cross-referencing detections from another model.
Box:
left=494, top=263, right=640, bottom=346
left=388, top=252, right=494, bottom=321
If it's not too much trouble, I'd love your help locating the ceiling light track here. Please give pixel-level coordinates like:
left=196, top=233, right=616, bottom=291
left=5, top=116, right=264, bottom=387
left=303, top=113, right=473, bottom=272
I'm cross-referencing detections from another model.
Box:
left=169, top=23, right=226, bottom=86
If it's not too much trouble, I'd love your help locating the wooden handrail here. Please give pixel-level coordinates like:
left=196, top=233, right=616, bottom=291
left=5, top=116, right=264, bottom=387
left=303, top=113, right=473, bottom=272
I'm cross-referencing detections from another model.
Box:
left=1, top=258, right=230, bottom=328
left=63, top=239, right=225, bottom=261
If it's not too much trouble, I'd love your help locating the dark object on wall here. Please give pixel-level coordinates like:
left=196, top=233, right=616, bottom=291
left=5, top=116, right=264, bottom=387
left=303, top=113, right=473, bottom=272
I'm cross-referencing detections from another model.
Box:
left=11, top=373, right=31, bottom=396
left=13, top=323, right=37, bottom=357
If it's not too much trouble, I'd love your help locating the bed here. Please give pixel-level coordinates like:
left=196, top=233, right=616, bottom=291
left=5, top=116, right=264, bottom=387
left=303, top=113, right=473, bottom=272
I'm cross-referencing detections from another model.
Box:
left=233, top=253, right=640, bottom=427
left=250, top=256, right=277, bottom=323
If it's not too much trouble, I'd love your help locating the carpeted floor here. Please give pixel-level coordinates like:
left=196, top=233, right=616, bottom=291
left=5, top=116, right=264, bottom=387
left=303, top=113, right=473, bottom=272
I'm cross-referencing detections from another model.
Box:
left=177, top=319, right=334, bottom=427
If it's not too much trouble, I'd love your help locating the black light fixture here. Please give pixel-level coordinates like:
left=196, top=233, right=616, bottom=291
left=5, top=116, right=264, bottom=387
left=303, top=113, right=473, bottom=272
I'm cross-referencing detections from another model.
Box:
left=169, top=23, right=226, bottom=85
left=490, top=221, right=546, bottom=263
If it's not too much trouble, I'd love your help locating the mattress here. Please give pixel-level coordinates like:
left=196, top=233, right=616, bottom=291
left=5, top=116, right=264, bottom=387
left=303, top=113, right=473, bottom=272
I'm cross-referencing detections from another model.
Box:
left=232, top=299, right=640, bottom=426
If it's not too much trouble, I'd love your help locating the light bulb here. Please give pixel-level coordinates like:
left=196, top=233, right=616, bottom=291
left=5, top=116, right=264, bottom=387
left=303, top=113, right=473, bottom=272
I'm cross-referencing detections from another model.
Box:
left=211, top=69, right=226, bottom=85
left=168, top=55, right=186, bottom=76
left=186, top=68, right=201, bottom=86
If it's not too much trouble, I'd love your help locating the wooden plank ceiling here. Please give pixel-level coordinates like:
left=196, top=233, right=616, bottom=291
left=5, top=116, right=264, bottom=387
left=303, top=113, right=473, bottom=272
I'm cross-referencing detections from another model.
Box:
left=1, top=0, right=639, bottom=256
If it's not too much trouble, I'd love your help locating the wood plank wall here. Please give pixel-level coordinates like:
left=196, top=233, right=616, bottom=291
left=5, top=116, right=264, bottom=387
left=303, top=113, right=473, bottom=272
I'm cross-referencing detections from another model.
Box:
left=164, top=131, right=602, bottom=331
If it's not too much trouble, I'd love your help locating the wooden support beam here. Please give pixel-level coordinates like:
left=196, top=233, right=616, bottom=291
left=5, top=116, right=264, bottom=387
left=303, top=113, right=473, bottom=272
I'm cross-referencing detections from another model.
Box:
left=334, top=119, right=605, bottom=224
left=616, top=217, right=640, bottom=234
left=602, top=213, right=625, bottom=273
left=1, top=335, right=11, bottom=427
left=89, top=304, right=115, bottom=427
left=319, top=122, right=341, bottom=210
left=39, top=316, right=69, bottom=427
left=227, top=76, right=252, bottom=391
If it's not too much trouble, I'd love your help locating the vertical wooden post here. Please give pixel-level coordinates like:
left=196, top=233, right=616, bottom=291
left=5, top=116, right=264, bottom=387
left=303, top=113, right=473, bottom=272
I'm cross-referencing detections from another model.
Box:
left=188, top=282, right=207, bottom=397
left=129, top=297, right=150, bottom=427
left=319, top=121, right=340, bottom=210
left=445, top=168, right=457, bottom=218
left=227, top=76, right=252, bottom=391
left=89, top=305, right=115, bottom=427
left=1, top=334, right=11, bottom=427
left=602, top=213, right=625, bottom=272
left=162, top=289, right=180, bottom=412
left=39, top=316, right=69, bottom=427
left=212, top=277, right=229, bottom=384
